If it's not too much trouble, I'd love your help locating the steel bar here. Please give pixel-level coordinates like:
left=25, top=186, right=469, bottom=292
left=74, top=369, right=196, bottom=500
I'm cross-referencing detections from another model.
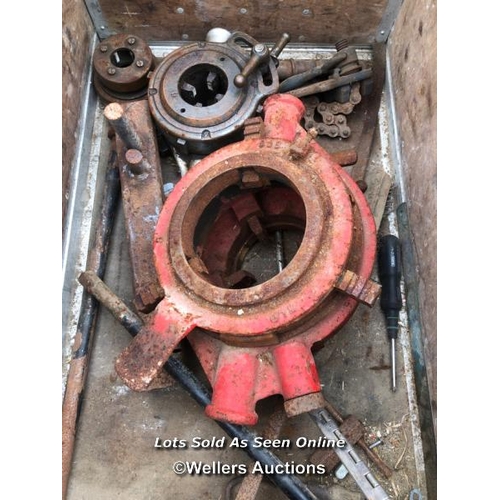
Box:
left=78, top=271, right=319, bottom=500
left=287, top=68, right=372, bottom=98
left=62, top=140, right=120, bottom=499
left=278, top=52, right=347, bottom=92
left=275, top=230, right=285, bottom=273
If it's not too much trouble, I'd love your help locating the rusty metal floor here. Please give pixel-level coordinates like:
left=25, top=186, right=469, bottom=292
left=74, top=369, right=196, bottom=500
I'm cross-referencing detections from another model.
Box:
left=62, top=45, right=429, bottom=500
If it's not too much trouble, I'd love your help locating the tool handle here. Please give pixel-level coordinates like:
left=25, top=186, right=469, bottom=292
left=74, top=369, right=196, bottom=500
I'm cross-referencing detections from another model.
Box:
left=378, top=235, right=402, bottom=312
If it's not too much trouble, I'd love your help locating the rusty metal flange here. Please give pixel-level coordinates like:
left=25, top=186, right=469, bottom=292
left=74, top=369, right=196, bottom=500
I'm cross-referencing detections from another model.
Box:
left=92, top=34, right=155, bottom=104
left=115, top=94, right=380, bottom=424
left=148, top=32, right=279, bottom=155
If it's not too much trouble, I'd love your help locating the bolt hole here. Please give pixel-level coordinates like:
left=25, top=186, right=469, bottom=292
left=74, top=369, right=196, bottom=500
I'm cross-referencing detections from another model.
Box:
left=220, top=57, right=226, bottom=61
left=180, top=108, right=186, bottom=113
left=110, top=48, right=135, bottom=68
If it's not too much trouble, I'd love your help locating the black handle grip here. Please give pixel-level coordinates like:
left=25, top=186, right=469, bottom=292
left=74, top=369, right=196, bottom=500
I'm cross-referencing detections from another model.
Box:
left=378, top=235, right=402, bottom=338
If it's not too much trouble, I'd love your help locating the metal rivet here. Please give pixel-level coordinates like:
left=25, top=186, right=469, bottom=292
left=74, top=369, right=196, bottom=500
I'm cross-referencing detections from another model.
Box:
left=182, top=34, right=189, bottom=40
left=136, top=60, right=144, bottom=67
left=100, top=45, right=108, bottom=52
left=380, top=30, right=385, bottom=35
left=202, top=130, right=211, bottom=138
left=176, top=7, right=184, bottom=14
left=107, top=68, right=116, bottom=75
left=127, top=37, right=136, bottom=45
left=149, top=88, right=158, bottom=95
left=240, top=7, right=247, bottom=14
left=100, top=26, right=106, bottom=30
left=302, top=8, right=311, bottom=15
left=298, top=35, right=306, bottom=42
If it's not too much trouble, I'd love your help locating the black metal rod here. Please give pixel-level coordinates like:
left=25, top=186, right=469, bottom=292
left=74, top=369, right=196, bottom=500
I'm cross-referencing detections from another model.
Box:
left=78, top=271, right=319, bottom=500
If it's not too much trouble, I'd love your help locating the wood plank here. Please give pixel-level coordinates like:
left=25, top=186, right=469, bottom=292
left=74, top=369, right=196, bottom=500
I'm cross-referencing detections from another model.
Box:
left=97, top=0, right=388, bottom=44
left=388, top=0, right=436, bottom=431
left=62, top=0, right=94, bottom=233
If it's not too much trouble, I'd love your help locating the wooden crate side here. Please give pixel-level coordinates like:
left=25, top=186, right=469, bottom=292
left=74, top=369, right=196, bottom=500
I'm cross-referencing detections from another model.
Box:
left=62, top=0, right=95, bottom=233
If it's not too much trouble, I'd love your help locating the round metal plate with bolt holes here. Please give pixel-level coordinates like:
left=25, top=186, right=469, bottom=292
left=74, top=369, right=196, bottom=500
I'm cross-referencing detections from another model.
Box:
left=92, top=33, right=154, bottom=103
left=148, top=32, right=279, bottom=155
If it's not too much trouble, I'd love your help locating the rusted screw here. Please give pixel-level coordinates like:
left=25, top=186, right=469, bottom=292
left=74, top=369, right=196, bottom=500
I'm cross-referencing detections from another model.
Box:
left=127, top=37, right=136, bottom=45
left=136, top=60, right=144, bottom=68
left=100, top=45, right=108, bottom=52
left=107, top=67, right=116, bottom=75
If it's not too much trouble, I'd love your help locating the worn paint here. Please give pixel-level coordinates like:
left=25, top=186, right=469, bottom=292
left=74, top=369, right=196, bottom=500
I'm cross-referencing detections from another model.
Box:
left=115, top=94, right=379, bottom=424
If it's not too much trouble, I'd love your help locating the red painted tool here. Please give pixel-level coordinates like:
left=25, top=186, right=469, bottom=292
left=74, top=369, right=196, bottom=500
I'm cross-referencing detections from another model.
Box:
left=115, top=94, right=380, bottom=425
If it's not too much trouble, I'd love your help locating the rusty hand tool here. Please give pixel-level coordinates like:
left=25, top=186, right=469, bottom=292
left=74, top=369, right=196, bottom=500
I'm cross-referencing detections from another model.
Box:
left=62, top=139, right=120, bottom=499
left=78, top=271, right=319, bottom=500
left=378, top=234, right=403, bottom=392
left=103, top=100, right=165, bottom=313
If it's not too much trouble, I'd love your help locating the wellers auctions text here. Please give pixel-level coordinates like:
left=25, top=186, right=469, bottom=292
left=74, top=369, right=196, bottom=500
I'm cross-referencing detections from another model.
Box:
left=155, top=435, right=346, bottom=450
left=172, top=460, right=326, bottom=475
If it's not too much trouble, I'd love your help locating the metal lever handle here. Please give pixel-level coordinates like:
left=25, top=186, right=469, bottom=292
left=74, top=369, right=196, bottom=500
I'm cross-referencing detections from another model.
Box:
left=234, top=43, right=269, bottom=87
left=234, top=33, right=290, bottom=88
left=270, top=32, right=291, bottom=58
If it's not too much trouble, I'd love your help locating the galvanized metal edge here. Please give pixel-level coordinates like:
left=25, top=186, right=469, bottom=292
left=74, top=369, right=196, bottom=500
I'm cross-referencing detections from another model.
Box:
left=62, top=33, right=104, bottom=395
left=84, top=0, right=115, bottom=40
left=150, top=43, right=373, bottom=60
left=384, top=50, right=406, bottom=203
left=376, top=0, right=405, bottom=43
